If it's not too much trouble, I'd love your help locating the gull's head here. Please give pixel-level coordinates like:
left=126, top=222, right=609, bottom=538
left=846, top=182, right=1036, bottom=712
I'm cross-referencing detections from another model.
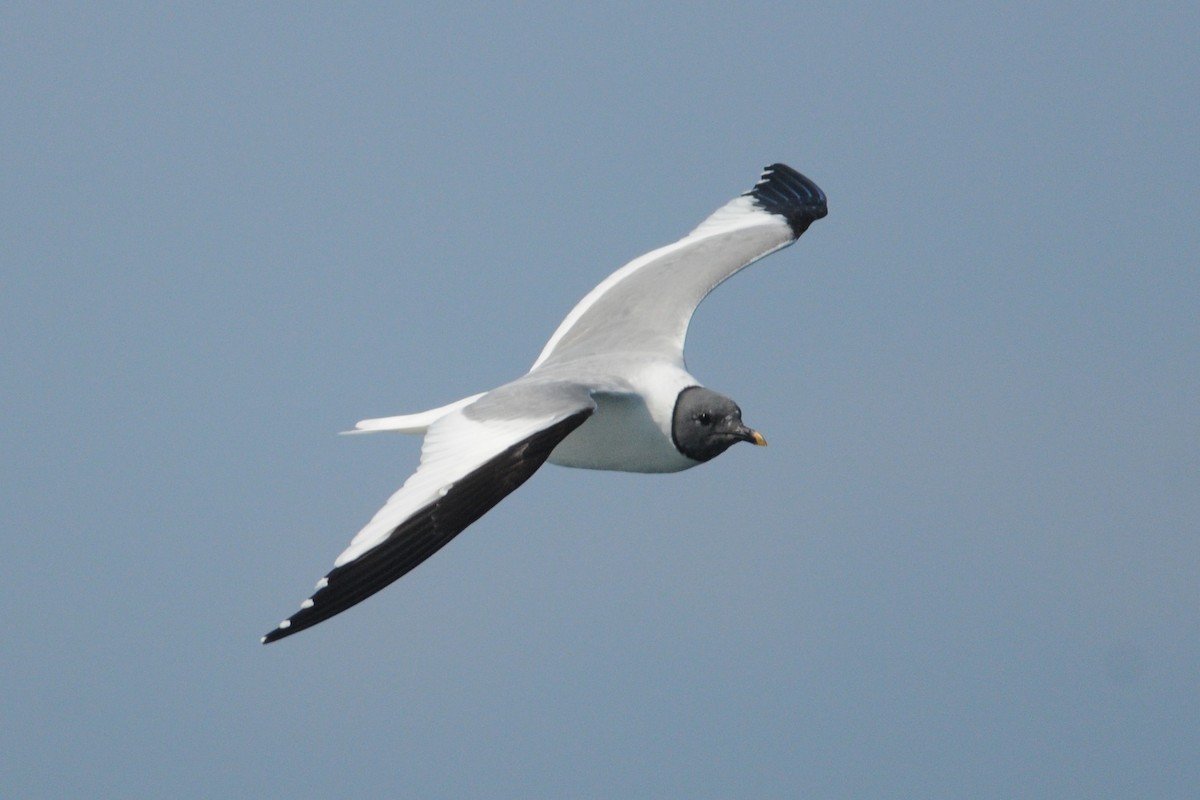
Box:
left=671, top=386, right=767, bottom=463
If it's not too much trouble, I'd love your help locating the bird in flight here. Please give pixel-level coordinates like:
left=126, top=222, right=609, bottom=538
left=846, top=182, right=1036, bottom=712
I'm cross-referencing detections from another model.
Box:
left=263, top=163, right=827, bottom=643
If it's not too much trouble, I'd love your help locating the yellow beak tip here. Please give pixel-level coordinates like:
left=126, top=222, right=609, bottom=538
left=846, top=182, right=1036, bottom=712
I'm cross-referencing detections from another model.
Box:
left=751, top=431, right=768, bottom=447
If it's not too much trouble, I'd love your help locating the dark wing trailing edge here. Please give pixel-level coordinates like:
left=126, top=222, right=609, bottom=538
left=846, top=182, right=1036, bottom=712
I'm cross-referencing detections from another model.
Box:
left=262, top=408, right=593, bottom=644
left=744, top=163, right=828, bottom=239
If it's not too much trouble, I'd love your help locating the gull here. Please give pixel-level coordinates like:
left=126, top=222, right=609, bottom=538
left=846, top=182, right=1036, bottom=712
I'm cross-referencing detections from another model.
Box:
left=263, top=163, right=827, bottom=643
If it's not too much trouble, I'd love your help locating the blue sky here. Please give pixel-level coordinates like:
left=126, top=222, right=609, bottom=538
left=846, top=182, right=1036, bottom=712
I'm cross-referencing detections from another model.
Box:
left=3, top=4, right=1197, bottom=797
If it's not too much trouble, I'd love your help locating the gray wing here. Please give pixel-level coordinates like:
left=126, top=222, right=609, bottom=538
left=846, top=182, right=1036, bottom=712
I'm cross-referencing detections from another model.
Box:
left=531, top=164, right=826, bottom=370
left=263, top=386, right=594, bottom=644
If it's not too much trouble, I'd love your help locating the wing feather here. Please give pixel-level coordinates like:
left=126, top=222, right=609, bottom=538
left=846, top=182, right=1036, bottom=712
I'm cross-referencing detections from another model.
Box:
left=262, top=404, right=593, bottom=643
left=530, top=164, right=826, bottom=370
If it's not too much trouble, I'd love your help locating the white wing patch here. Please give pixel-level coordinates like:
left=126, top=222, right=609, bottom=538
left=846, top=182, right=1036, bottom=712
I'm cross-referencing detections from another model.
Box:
left=686, top=194, right=774, bottom=239
left=332, top=401, right=590, bottom=567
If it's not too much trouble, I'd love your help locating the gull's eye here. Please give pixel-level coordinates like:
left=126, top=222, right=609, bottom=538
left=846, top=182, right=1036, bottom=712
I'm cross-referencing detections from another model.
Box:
left=696, top=412, right=713, bottom=425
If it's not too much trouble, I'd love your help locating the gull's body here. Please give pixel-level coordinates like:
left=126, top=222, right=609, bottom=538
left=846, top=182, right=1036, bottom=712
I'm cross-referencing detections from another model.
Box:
left=264, top=163, right=827, bottom=643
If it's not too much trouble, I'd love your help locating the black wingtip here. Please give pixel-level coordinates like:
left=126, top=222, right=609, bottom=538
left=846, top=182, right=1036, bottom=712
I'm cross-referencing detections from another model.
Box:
left=262, top=615, right=302, bottom=644
left=744, top=163, right=827, bottom=238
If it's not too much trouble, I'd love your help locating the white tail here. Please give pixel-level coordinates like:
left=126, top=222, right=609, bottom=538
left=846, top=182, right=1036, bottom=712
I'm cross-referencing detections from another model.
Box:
left=341, top=392, right=486, bottom=435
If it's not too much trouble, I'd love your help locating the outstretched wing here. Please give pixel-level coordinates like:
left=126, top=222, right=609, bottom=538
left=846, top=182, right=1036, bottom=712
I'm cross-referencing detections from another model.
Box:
left=263, top=392, right=594, bottom=643
left=531, top=164, right=827, bottom=370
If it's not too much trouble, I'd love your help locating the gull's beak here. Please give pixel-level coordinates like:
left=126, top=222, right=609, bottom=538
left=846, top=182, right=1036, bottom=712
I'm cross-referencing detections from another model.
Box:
left=736, top=425, right=768, bottom=447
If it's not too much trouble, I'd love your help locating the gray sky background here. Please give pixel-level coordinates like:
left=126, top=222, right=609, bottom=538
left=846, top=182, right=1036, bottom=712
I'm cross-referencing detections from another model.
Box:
left=3, top=4, right=1197, bottom=798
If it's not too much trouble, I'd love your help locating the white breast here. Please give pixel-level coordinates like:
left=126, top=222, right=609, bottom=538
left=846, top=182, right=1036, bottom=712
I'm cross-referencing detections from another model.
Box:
left=546, top=362, right=700, bottom=474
